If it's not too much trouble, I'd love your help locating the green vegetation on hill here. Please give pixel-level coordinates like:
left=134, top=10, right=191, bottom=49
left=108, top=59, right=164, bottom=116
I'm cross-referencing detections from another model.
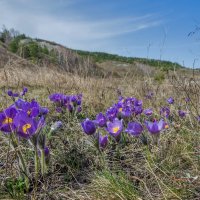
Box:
left=76, top=50, right=183, bottom=71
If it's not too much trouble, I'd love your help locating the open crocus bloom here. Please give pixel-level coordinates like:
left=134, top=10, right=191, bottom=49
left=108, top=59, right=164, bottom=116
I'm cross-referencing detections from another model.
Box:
left=99, top=134, right=108, bottom=149
left=81, top=118, right=96, bottom=135
left=106, top=118, right=123, bottom=138
left=14, top=111, right=38, bottom=138
left=144, top=108, right=153, bottom=116
left=145, top=119, right=165, bottom=134
left=0, top=106, right=18, bottom=133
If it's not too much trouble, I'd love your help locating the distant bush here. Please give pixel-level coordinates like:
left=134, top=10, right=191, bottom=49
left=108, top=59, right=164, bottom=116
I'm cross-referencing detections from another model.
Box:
left=8, top=34, right=26, bottom=53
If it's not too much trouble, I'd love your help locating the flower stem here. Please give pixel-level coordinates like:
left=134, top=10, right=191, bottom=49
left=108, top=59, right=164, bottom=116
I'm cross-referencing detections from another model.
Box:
left=40, top=150, right=47, bottom=176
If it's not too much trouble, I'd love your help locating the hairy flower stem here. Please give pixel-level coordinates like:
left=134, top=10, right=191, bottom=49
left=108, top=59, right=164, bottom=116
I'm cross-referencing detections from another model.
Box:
left=40, top=150, right=47, bottom=176
left=10, top=133, right=30, bottom=190
left=34, top=147, right=39, bottom=182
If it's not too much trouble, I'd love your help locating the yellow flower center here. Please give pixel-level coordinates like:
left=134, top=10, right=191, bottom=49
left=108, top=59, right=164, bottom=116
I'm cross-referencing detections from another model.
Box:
left=112, top=126, right=120, bottom=133
left=165, top=124, right=169, bottom=129
left=118, top=108, right=123, bottom=112
left=3, top=117, right=13, bottom=124
left=27, top=110, right=31, bottom=115
left=22, top=123, right=31, bottom=134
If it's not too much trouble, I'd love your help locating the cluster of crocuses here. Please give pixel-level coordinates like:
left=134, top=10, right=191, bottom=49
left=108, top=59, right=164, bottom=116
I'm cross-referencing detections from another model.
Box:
left=49, top=93, right=82, bottom=114
left=0, top=88, right=62, bottom=190
left=81, top=96, right=169, bottom=150
left=7, top=87, right=28, bottom=98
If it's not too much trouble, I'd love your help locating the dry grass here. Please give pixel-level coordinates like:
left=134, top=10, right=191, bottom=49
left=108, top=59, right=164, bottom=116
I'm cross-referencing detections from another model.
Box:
left=0, top=58, right=200, bottom=200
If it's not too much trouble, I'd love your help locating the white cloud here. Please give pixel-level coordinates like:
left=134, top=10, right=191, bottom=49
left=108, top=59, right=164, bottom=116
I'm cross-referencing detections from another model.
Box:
left=0, top=0, right=163, bottom=50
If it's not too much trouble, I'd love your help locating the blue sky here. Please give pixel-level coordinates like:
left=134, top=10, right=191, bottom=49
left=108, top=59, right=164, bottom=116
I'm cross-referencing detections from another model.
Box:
left=0, top=0, right=200, bottom=67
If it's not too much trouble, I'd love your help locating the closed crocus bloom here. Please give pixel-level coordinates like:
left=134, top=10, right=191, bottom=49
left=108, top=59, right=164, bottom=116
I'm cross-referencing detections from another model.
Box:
left=40, top=107, right=49, bottom=116
left=49, top=93, right=65, bottom=105
left=50, top=121, right=62, bottom=132
left=15, top=98, right=26, bottom=109
left=144, top=108, right=153, bottom=116
left=99, top=134, right=108, bottom=149
left=160, top=106, right=170, bottom=118
left=185, top=97, right=190, bottom=102
left=94, top=112, right=107, bottom=127
left=81, top=118, right=96, bottom=135
left=7, top=90, right=13, bottom=97
left=0, top=106, right=18, bottom=133
left=125, top=122, right=143, bottom=136
left=106, top=118, right=123, bottom=138
left=134, top=106, right=143, bottom=116
left=13, top=93, right=19, bottom=97
left=145, top=119, right=164, bottom=134
left=67, top=104, right=73, bottom=112
left=167, top=97, right=174, bottom=104
left=77, top=106, right=82, bottom=113
left=20, top=87, right=28, bottom=96
left=44, top=146, right=50, bottom=156
left=13, top=111, right=38, bottom=138
left=178, top=110, right=186, bottom=118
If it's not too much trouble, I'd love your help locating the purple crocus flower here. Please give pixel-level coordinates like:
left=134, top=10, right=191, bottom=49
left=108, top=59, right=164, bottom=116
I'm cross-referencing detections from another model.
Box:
left=0, top=106, right=18, bottom=133
left=21, top=100, right=40, bottom=117
left=99, top=134, right=108, bottom=149
left=7, top=90, right=19, bottom=97
left=178, top=110, right=186, bottom=118
left=134, top=106, right=143, bottom=116
left=106, top=118, right=123, bottom=138
left=197, top=116, right=200, bottom=122
left=185, top=97, right=190, bottom=102
left=40, top=107, right=49, bottom=115
left=167, top=97, right=174, bottom=104
left=44, top=146, right=50, bottom=156
left=106, top=106, right=118, bottom=121
left=67, top=104, right=73, bottom=112
left=76, top=94, right=82, bottom=106
left=15, top=98, right=26, bottom=109
left=134, top=99, right=143, bottom=107
left=125, top=122, right=143, bottom=136
left=49, top=93, right=66, bottom=106
left=13, top=111, right=38, bottom=138
left=81, top=118, right=96, bottom=135
left=144, top=108, right=153, bottom=116
left=145, top=119, right=165, bottom=134
left=7, top=90, right=13, bottom=97
left=20, top=87, right=28, bottom=96
left=160, top=107, right=170, bottom=118
left=12, top=93, right=19, bottom=97
left=121, top=106, right=132, bottom=117
left=94, top=112, right=107, bottom=127
left=77, top=106, right=82, bottom=113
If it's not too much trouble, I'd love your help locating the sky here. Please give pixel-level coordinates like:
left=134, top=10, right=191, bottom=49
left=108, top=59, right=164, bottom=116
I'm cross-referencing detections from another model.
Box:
left=0, top=0, right=200, bottom=68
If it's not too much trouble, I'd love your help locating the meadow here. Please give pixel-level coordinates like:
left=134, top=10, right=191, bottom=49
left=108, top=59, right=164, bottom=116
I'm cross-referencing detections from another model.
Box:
left=0, top=30, right=200, bottom=200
